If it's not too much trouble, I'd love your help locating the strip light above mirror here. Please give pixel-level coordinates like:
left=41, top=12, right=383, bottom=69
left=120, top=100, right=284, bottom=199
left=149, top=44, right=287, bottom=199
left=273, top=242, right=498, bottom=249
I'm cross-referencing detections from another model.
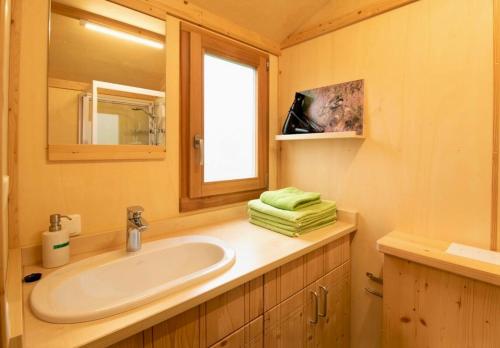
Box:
left=81, top=20, right=164, bottom=49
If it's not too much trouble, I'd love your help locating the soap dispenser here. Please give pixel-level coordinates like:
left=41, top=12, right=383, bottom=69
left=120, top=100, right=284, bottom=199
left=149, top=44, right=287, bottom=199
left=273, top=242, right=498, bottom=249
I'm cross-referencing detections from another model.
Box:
left=42, top=214, right=71, bottom=268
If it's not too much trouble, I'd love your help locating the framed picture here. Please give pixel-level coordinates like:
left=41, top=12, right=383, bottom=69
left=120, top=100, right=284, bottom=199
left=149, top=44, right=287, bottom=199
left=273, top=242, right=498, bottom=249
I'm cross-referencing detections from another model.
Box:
left=301, top=79, right=364, bottom=135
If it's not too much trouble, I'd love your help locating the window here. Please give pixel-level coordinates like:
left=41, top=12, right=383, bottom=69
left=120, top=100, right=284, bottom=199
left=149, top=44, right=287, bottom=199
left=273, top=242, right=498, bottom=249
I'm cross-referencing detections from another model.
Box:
left=180, top=24, right=269, bottom=211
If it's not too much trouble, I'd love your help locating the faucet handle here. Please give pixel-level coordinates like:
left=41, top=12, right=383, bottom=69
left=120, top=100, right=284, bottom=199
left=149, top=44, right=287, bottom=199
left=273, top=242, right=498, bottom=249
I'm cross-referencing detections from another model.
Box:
left=127, top=205, right=144, bottom=219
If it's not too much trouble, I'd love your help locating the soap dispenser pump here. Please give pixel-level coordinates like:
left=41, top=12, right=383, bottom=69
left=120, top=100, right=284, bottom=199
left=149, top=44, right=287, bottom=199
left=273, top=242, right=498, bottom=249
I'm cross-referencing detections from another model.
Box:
left=42, top=214, right=72, bottom=268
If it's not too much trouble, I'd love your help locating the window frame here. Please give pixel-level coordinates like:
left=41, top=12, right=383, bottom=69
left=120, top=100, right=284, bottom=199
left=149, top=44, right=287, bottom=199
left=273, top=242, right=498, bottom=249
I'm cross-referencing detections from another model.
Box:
left=180, top=23, right=269, bottom=212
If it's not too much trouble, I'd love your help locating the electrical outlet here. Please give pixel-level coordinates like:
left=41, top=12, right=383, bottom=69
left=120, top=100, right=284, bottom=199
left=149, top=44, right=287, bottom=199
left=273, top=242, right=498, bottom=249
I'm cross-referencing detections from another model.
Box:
left=61, top=214, right=81, bottom=237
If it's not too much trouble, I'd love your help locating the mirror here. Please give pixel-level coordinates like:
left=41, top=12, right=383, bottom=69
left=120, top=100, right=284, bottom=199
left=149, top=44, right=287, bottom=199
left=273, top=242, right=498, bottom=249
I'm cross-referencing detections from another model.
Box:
left=48, top=0, right=166, bottom=153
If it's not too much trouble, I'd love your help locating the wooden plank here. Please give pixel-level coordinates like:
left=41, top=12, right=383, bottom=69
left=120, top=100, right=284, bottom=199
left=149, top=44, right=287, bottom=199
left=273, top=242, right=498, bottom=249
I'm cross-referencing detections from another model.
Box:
left=280, top=0, right=420, bottom=49
left=278, top=256, right=305, bottom=303
left=204, top=284, right=246, bottom=346
left=152, top=306, right=200, bottom=348
left=324, top=235, right=350, bottom=273
left=383, top=255, right=500, bottom=347
left=263, top=289, right=307, bottom=348
left=108, top=332, right=144, bottom=348
left=0, top=0, right=11, bottom=295
left=108, top=0, right=280, bottom=55
left=7, top=0, right=21, bottom=249
left=316, top=261, right=351, bottom=348
left=245, top=276, right=264, bottom=323
left=494, top=0, right=500, bottom=251
left=47, top=144, right=166, bottom=161
left=208, top=316, right=263, bottom=348
left=304, top=247, right=324, bottom=286
left=4, top=249, right=23, bottom=348
left=205, top=278, right=263, bottom=347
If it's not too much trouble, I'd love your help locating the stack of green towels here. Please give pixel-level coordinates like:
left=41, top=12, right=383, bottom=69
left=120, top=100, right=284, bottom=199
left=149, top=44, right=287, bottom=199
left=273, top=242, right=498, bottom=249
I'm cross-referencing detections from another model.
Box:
left=248, top=187, right=336, bottom=237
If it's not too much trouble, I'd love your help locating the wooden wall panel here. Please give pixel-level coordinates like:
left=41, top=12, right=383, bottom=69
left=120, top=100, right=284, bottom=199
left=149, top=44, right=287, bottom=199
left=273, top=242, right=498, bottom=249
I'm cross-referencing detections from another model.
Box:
left=278, top=0, right=493, bottom=346
left=383, top=255, right=500, bottom=347
left=10, top=1, right=279, bottom=248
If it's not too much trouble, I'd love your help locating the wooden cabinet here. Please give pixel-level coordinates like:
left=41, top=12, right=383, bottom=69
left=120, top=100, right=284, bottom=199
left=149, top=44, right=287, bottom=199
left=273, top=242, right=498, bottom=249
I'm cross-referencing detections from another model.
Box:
left=209, top=316, right=263, bottom=348
left=312, top=261, right=350, bottom=348
left=382, top=255, right=500, bottom=348
left=263, top=261, right=351, bottom=348
left=110, top=236, right=350, bottom=348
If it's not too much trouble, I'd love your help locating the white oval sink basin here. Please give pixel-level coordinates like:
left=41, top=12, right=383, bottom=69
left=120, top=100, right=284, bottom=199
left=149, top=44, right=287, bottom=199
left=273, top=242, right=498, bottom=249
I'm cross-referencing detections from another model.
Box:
left=30, top=235, right=235, bottom=323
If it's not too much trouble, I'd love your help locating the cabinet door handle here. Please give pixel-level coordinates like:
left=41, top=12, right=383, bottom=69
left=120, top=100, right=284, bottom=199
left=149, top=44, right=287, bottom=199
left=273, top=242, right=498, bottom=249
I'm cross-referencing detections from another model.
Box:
left=309, top=291, right=319, bottom=324
left=318, top=285, right=328, bottom=318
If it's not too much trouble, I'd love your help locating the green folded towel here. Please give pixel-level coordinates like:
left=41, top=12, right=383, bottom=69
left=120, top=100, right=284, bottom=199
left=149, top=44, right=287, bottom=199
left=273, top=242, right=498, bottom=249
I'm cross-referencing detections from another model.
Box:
left=249, top=217, right=336, bottom=237
left=250, top=213, right=336, bottom=232
left=260, top=187, right=321, bottom=211
left=249, top=208, right=336, bottom=228
left=248, top=199, right=336, bottom=224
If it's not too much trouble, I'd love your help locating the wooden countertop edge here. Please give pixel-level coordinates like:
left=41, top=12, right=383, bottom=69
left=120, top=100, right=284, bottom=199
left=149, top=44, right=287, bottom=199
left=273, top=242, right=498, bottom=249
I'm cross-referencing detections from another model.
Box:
left=377, top=232, right=500, bottom=287
left=23, top=213, right=357, bottom=348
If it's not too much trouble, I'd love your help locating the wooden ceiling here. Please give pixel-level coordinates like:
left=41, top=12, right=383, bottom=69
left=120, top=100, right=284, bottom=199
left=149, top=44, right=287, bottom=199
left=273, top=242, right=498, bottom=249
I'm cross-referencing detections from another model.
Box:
left=186, top=0, right=331, bottom=43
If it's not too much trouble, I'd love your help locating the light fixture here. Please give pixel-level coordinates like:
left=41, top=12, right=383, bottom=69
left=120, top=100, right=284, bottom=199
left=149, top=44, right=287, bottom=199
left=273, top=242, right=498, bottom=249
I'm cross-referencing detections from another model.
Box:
left=82, top=21, right=164, bottom=49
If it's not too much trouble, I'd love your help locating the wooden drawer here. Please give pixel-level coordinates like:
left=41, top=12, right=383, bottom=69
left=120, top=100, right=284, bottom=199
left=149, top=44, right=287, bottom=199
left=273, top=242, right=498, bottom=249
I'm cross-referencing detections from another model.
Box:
left=109, top=331, right=147, bottom=348
left=264, top=235, right=350, bottom=311
left=208, top=316, right=263, bottom=348
left=204, top=277, right=263, bottom=346
left=152, top=306, right=200, bottom=348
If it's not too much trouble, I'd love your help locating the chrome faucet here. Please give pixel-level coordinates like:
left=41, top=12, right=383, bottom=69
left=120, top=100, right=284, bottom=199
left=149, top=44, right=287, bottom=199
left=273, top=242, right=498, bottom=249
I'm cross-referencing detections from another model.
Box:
left=126, top=206, right=148, bottom=252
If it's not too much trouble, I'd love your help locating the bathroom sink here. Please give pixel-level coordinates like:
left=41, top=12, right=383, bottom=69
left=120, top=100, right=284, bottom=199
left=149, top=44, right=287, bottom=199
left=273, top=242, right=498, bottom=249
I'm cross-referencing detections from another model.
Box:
left=30, top=235, right=235, bottom=323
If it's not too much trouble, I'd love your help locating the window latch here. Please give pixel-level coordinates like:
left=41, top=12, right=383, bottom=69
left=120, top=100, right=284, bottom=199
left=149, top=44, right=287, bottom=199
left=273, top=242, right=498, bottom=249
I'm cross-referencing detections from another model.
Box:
left=193, top=134, right=204, bottom=166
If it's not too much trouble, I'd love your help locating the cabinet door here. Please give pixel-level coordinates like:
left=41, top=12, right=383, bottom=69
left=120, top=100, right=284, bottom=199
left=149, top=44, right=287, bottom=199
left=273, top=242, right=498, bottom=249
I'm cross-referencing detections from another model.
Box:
left=263, top=289, right=309, bottom=348
left=209, top=316, right=263, bottom=348
left=152, top=306, right=201, bottom=348
left=316, top=261, right=350, bottom=348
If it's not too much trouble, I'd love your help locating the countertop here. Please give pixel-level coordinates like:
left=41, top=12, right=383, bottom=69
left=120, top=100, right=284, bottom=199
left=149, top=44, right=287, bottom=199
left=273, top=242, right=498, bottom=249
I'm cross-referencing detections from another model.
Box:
left=377, top=232, right=500, bottom=287
left=23, top=211, right=357, bottom=348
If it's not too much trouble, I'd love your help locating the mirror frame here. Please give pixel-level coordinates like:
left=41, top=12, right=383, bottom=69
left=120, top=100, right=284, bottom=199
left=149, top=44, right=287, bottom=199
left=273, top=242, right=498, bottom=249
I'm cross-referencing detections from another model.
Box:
left=46, top=0, right=167, bottom=161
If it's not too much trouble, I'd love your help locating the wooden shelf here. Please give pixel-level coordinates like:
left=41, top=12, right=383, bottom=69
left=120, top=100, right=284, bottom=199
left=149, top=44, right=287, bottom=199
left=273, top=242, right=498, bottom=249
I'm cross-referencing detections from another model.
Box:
left=275, top=131, right=365, bottom=141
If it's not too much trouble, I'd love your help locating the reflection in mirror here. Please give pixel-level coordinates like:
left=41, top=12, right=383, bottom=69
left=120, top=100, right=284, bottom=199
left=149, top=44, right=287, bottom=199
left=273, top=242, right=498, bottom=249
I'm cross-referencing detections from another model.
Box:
left=48, top=0, right=166, bottom=146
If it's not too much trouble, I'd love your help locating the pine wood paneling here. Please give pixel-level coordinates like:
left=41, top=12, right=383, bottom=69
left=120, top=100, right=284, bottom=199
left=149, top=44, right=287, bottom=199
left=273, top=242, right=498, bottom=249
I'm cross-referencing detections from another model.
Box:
left=152, top=306, right=200, bottom=348
left=281, top=0, right=419, bottom=48
left=316, top=261, right=351, bottom=348
left=208, top=316, right=263, bottom=348
left=279, top=257, right=304, bottom=302
left=304, top=248, right=324, bottom=286
left=205, top=285, right=245, bottom=346
left=204, top=277, right=263, bottom=346
left=263, top=289, right=307, bottom=348
left=279, top=1, right=493, bottom=346
left=109, top=0, right=280, bottom=55
left=324, top=235, right=350, bottom=273
left=109, top=332, right=145, bottom=348
left=383, top=255, right=500, bottom=347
